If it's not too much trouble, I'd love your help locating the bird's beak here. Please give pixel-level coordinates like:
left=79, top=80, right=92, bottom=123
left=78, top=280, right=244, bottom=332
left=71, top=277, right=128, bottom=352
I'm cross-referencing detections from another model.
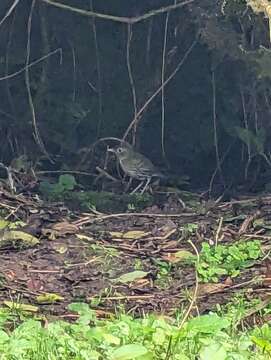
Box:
left=107, top=147, right=115, bottom=153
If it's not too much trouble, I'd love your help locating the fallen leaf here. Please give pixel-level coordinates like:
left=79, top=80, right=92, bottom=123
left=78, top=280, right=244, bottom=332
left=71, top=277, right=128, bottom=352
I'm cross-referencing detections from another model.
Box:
left=51, top=221, right=79, bottom=235
left=123, top=230, right=147, bottom=239
left=4, top=301, right=38, bottom=313
left=41, top=229, right=56, bottom=240
left=162, top=250, right=195, bottom=263
left=76, top=234, right=94, bottom=242
left=0, top=230, right=39, bottom=248
left=54, top=245, right=68, bottom=254
left=36, top=293, right=64, bottom=304
left=109, top=231, right=124, bottom=238
left=112, top=271, right=149, bottom=284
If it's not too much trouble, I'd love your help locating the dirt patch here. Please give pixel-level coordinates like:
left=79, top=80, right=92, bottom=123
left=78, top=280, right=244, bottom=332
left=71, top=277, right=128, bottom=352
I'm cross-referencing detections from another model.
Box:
left=0, top=189, right=270, bottom=319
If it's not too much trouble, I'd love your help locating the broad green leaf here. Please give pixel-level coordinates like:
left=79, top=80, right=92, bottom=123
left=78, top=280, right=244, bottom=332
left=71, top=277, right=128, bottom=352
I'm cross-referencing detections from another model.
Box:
left=112, top=344, right=149, bottom=360
left=0, top=329, right=9, bottom=344
left=251, top=336, right=271, bottom=351
left=187, top=314, right=230, bottom=334
left=103, top=333, right=120, bottom=345
left=58, top=174, right=77, bottom=190
left=200, top=342, right=227, bottom=360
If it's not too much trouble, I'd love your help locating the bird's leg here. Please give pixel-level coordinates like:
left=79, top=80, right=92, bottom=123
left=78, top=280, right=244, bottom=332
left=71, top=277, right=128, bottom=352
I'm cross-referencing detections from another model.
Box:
left=140, top=177, right=151, bottom=194
left=131, top=180, right=144, bottom=194
left=124, top=177, right=133, bottom=192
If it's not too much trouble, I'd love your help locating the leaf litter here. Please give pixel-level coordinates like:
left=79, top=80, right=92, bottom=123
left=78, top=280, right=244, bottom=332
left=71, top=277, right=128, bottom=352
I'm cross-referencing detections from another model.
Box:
left=0, top=189, right=270, bottom=322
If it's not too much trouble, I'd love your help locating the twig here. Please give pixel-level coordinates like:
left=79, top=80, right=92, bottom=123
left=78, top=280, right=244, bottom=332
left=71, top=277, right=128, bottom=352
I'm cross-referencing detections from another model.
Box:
left=66, top=256, right=103, bottom=268
left=145, top=18, right=153, bottom=66
left=4, top=204, right=22, bottom=220
left=41, top=0, right=195, bottom=24
left=238, top=211, right=260, bottom=235
left=240, top=87, right=251, bottom=180
left=5, top=6, right=17, bottom=120
left=0, top=163, right=16, bottom=193
left=95, top=166, right=118, bottom=182
left=161, top=2, right=172, bottom=160
left=178, top=240, right=199, bottom=329
left=211, top=69, right=223, bottom=186
left=28, top=269, right=61, bottom=273
left=72, top=211, right=197, bottom=226
left=0, top=48, right=62, bottom=81
left=0, top=0, right=21, bottom=28
left=87, top=294, right=155, bottom=301
left=126, top=24, right=138, bottom=145
left=25, top=0, right=52, bottom=161
left=123, top=37, right=198, bottom=140
left=89, top=0, right=103, bottom=139
left=208, top=141, right=235, bottom=196
left=36, top=170, right=95, bottom=176
left=215, top=216, right=223, bottom=247
left=69, top=41, right=76, bottom=102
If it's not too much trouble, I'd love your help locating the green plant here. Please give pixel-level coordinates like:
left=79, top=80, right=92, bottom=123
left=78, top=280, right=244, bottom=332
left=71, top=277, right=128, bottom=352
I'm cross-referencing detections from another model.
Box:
left=197, top=240, right=262, bottom=282
left=251, top=323, right=271, bottom=354
left=0, top=301, right=271, bottom=359
left=39, top=174, right=77, bottom=201
left=153, top=260, right=173, bottom=289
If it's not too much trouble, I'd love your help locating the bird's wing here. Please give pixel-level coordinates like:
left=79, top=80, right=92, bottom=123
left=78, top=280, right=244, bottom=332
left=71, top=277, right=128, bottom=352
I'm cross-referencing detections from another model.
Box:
left=129, top=154, right=158, bottom=178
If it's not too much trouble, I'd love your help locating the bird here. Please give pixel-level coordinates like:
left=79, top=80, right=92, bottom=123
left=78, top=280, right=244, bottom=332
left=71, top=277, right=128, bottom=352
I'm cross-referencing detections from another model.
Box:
left=108, top=144, right=165, bottom=194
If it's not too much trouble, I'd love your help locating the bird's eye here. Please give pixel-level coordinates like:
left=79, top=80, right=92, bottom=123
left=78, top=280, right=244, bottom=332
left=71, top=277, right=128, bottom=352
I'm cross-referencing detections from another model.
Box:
left=117, top=148, right=123, bottom=153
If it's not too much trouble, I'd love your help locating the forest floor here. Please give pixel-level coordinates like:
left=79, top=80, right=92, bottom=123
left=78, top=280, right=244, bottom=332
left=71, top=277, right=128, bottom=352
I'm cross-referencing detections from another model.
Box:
left=0, top=188, right=270, bottom=323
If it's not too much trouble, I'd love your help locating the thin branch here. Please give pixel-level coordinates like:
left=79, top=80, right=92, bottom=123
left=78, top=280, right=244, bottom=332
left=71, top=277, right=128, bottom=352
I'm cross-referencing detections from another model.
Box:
left=211, top=69, right=223, bottom=184
left=208, top=140, right=235, bottom=196
left=89, top=0, right=103, bottom=139
left=0, top=0, right=21, bottom=28
left=5, top=6, right=17, bottom=118
left=161, top=6, right=171, bottom=160
left=146, top=18, right=153, bottom=66
left=40, top=0, right=195, bottom=24
left=126, top=24, right=138, bottom=145
left=123, top=36, right=198, bottom=140
left=0, top=48, right=62, bottom=81
left=240, top=87, right=251, bottom=180
left=69, top=41, right=76, bottom=102
left=25, top=0, right=51, bottom=160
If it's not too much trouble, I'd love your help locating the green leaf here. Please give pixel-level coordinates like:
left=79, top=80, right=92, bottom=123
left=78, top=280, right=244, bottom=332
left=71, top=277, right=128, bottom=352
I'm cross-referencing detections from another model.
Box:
left=187, top=314, right=230, bottom=334
left=251, top=336, right=271, bottom=352
left=200, top=342, right=227, bottom=360
left=112, top=344, right=149, bottom=360
left=0, top=220, right=10, bottom=230
left=0, top=329, right=9, bottom=344
left=174, top=250, right=195, bottom=261
left=68, top=302, right=96, bottom=324
left=234, top=126, right=265, bottom=155
left=58, top=174, right=76, bottom=190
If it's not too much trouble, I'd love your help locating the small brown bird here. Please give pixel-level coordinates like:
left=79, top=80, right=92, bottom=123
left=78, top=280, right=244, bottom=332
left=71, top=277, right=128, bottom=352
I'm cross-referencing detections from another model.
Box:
left=108, top=145, right=165, bottom=194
